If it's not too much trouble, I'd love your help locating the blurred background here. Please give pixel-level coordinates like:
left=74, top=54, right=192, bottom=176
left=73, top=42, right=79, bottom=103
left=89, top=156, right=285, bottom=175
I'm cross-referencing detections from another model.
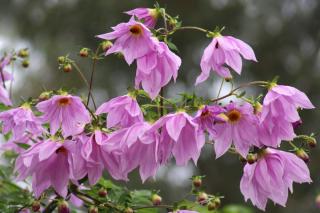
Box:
left=0, top=0, right=319, bottom=212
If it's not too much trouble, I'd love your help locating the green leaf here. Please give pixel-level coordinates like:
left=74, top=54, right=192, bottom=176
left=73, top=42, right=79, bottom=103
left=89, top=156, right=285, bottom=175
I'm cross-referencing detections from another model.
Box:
left=221, top=204, right=253, bottom=213
left=166, top=41, right=179, bottom=52
left=15, top=142, right=31, bottom=150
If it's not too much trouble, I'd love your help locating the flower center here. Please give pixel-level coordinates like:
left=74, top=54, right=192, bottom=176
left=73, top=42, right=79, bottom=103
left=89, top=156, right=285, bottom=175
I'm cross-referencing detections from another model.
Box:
left=227, top=109, right=241, bottom=123
left=56, top=146, right=68, bottom=155
left=201, top=110, right=211, bottom=118
left=58, top=97, right=71, bottom=106
left=130, top=24, right=143, bottom=35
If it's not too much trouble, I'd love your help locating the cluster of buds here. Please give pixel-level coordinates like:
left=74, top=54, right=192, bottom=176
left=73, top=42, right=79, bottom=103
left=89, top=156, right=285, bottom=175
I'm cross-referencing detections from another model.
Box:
left=12, top=48, right=30, bottom=68
left=197, top=192, right=222, bottom=211
left=57, top=56, right=73, bottom=73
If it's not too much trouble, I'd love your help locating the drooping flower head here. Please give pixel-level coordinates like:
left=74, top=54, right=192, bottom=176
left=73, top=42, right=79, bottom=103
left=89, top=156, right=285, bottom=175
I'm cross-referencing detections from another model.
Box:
left=240, top=148, right=311, bottom=211
left=15, top=139, right=78, bottom=198
left=125, top=8, right=160, bottom=28
left=97, top=20, right=156, bottom=65
left=193, top=105, right=226, bottom=137
left=149, top=111, right=205, bottom=166
left=258, top=85, right=314, bottom=147
left=212, top=102, right=258, bottom=158
left=0, top=103, right=43, bottom=140
left=196, top=35, right=257, bottom=85
left=36, top=94, right=91, bottom=137
left=135, top=41, right=181, bottom=99
left=96, top=94, right=143, bottom=129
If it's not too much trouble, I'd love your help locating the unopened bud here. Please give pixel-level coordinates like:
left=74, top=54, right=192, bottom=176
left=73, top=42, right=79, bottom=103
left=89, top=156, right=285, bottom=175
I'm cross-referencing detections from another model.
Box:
left=58, top=56, right=65, bottom=64
left=151, top=194, right=162, bottom=205
left=224, top=77, right=233, bottom=82
left=98, top=188, right=107, bottom=197
left=307, top=137, right=317, bottom=148
left=123, top=207, right=133, bottom=213
left=38, top=91, right=51, bottom=101
left=21, top=60, right=29, bottom=68
left=88, top=206, right=99, bottom=213
left=253, top=102, right=262, bottom=114
left=63, top=64, right=72, bottom=73
left=296, top=149, right=309, bottom=163
left=101, top=41, right=113, bottom=52
left=18, top=49, right=29, bottom=58
left=58, top=200, right=70, bottom=213
left=31, top=200, right=41, bottom=212
left=207, top=198, right=221, bottom=211
left=246, top=153, right=257, bottom=165
left=197, top=192, right=208, bottom=205
left=192, top=176, right=202, bottom=188
left=316, top=194, right=320, bottom=208
left=79, top=48, right=89, bottom=57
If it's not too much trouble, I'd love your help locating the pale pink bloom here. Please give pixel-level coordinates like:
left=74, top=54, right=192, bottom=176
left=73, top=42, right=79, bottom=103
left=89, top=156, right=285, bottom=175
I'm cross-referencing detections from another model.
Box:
left=149, top=112, right=205, bottom=166
left=0, top=85, right=11, bottom=106
left=258, top=85, right=314, bottom=147
left=212, top=102, right=258, bottom=158
left=125, top=8, right=160, bottom=28
left=0, top=56, right=13, bottom=82
left=96, top=95, right=143, bottom=128
left=1, top=134, right=35, bottom=153
left=0, top=105, right=43, bottom=140
left=97, top=20, right=156, bottom=65
left=15, top=139, right=78, bottom=198
left=196, top=35, right=257, bottom=85
left=240, top=148, right=311, bottom=211
left=36, top=95, right=91, bottom=137
left=135, top=41, right=181, bottom=99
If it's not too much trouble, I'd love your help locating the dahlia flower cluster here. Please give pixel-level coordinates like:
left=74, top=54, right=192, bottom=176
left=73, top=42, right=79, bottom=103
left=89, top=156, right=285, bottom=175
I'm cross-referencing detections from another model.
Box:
left=0, top=5, right=316, bottom=213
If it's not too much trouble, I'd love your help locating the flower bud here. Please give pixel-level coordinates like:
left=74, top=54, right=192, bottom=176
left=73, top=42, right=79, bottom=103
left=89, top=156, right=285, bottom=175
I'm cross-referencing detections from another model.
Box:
left=207, top=198, right=221, bottom=211
left=253, top=102, right=262, bottom=114
left=316, top=194, right=320, bottom=208
left=58, top=200, right=70, bottom=213
left=31, top=200, right=41, bottom=212
left=192, top=176, right=202, bottom=188
left=58, top=56, right=65, bottom=64
left=88, top=206, right=99, bottom=213
left=197, top=192, right=208, bottom=205
left=98, top=188, right=108, bottom=197
left=246, top=153, right=257, bottom=165
left=21, top=60, right=29, bottom=68
left=151, top=194, right=162, bottom=205
left=101, top=41, right=113, bottom=52
left=123, top=207, right=133, bottom=213
left=307, top=137, right=317, bottom=148
left=18, top=49, right=29, bottom=58
left=63, top=64, right=72, bottom=73
left=296, top=149, right=309, bottom=163
left=79, top=48, right=89, bottom=57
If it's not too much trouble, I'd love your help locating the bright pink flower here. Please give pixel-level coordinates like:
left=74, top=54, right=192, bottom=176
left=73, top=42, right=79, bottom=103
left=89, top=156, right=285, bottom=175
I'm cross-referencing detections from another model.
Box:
left=240, top=148, right=311, bottom=211
left=258, top=85, right=314, bottom=147
left=125, top=8, right=160, bottom=28
left=193, top=105, right=225, bottom=138
left=150, top=112, right=205, bottom=166
left=135, top=41, right=181, bottom=99
left=196, top=35, right=257, bottom=85
left=15, top=139, right=78, bottom=198
left=96, top=95, right=143, bottom=128
left=36, top=95, right=91, bottom=137
left=212, top=102, right=258, bottom=158
left=0, top=104, right=43, bottom=140
left=97, top=20, right=156, bottom=65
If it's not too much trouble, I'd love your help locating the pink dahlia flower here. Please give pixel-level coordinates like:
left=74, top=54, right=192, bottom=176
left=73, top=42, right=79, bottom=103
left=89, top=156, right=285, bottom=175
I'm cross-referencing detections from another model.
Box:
left=150, top=112, right=205, bottom=166
left=258, top=85, right=314, bottom=147
left=240, top=148, right=311, bottom=211
left=212, top=102, right=258, bottom=158
left=0, top=104, right=43, bottom=140
left=193, top=105, right=226, bottom=138
left=135, top=41, right=181, bottom=99
left=1, top=134, right=35, bottom=153
left=15, top=139, right=78, bottom=198
left=196, top=35, right=257, bottom=85
left=96, top=95, right=143, bottom=128
left=36, top=94, right=91, bottom=137
left=125, top=8, right=160, bottom=28
left=97, top=20, right=156, bottom=65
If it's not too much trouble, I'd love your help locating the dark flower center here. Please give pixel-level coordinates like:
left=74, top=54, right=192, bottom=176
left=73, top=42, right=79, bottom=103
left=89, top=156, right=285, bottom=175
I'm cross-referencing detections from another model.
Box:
left=58, top=97, right=71, bottom=106
left=227, top=109, right=241, bottom=123
left=201, top=110, right=211, bottom=118
left=56, top=146, right=68, bottom=155
left=130, top=24, right=143, bottom=35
